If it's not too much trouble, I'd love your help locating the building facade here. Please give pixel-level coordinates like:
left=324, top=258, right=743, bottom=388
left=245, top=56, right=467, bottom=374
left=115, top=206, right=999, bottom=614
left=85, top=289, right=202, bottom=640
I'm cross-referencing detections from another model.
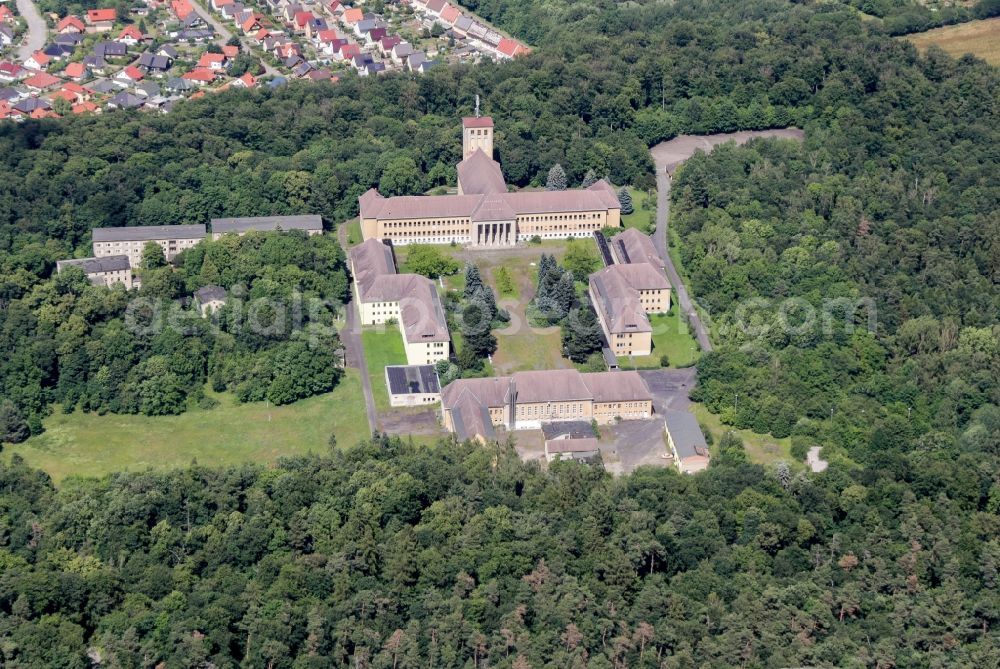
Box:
left=664, top=410, right=710, bottom=474
left=440, top=369, right=652, bottom=440
left=92, top=224, right=206, bottom=266
left=56, top=255, right=133, bottom=288
left=349, top=239, right=450, bottom=365
left=359, top=116, right=622, bottom=247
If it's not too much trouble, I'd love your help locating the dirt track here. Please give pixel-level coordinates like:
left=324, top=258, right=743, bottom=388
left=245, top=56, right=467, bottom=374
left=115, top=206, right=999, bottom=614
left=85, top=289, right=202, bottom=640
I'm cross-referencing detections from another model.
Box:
left=651, top=128, right=805, bottom=175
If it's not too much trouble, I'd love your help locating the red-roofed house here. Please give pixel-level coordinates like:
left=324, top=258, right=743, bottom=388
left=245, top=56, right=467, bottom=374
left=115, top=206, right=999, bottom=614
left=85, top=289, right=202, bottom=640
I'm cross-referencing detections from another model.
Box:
left=197, top=52, right=227, bottom=71
left=114, top=65, right=144, bottom=84
left=86, top=8, right=117, bottom=31
left=117, top=25, right=145, bottom=45
left=366, top=27, right=386, bottom=44
left=0, top=6, right=14, bottom=23
left=48, top=89, right=77, bottom=104
left=222, top=45, right=239, bottom=59
left=210, top=0, right=233, bottom=9
left=24, top=52, right=50, bottom=70
left=189, top=90, right=205, bottom=99
left=496, top=38, right=528, bottom=59
left=182, top=68, right=216, bottom=85
left=62, top=82, right=93, bottom=100
left=31, top=107, right=59, bottom=119
left=171, top=0, right=194, bottom=19
left=72, top=101, right=100, bottom=114
left=24, top=72, right=62, bottom=91
left=0, top=61, right=24, bottom=82
left=338, top=42, right=360, bottom=60
left=241, top=14, right=265, bottom=35
left=341, top=7, right=363, bottom=24
left=57, top=15, right=86, bottom=33
left=232, top=72, right=256, bottom=88
left=0, top=101, right=15, bottom=119
left=379, top=35, right=401, bottom=54
left=438, top=3, right=461, bottom=25
left=275, top=42, right=301, bottom=59
left=293, top=11, right=314, bottom=32
left=63, top=62, right=88, bottom=80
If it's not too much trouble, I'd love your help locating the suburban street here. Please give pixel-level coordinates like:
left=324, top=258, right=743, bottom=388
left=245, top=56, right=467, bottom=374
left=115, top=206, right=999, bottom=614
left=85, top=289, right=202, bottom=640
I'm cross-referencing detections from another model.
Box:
left=15, top=0, right=46, bottom=61
left=187, top=0, right=280, bottom=76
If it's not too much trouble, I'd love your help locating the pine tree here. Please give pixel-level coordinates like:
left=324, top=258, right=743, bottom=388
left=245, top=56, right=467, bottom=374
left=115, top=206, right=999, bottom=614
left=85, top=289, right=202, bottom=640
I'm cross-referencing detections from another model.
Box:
left=463, top=264, right=484, bottom=300
left=536, top=254, right=555, bottom=301
left=582, top=169, right=597, bottom=187
left=618, top=187, right=634, bottom=215
left=546, top=163, right=567, bottom=191
left=562, top=305, right=603, bottom=362
left=553, top=271, right=576, bottom=317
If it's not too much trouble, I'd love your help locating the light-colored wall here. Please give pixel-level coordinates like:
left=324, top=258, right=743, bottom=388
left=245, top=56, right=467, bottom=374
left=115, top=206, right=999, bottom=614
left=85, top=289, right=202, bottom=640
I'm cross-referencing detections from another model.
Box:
left=93, top=237, right=202, bottom=266
left=513, top=400, right=592, bottom=429
left=463, top=126, right=492, bottom=159
left=640, top=287, right=670, bottom=314
left=666, top=432, right=710, bottom=474
left=588, top=284, right=653, bottom=357
left=211, top=229, right=322, bottom=241
left=198, top=298, right=226, bottom=317
left=402, top=338, right=449, bottom=365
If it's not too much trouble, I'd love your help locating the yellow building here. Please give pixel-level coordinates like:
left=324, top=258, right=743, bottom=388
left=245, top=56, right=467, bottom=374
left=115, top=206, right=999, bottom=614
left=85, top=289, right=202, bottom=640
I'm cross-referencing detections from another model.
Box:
left=359, top=116, right=622, bottom=247
left=440, top=369, right=652, bottom=440
left=92, top=224, right=206, bottom=267
left=589, top=228, right=672, bottom=358
left=56, top=255, right=133, bottom=289
left=349, top=238, right=450, bottom=365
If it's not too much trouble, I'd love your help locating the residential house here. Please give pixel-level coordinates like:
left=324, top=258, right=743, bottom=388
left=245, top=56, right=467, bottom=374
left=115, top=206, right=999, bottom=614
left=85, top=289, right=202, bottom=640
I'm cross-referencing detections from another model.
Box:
left=60, top=82, right=93, bottom=102
left=94, top=41, right=127, bottom=59
left=164, top=76, right=195, bottom=93
left=181, top=67, right=216, bottom=85
left=113, top=65, right=144, bottom=86
left=451, top=15, right=472, bottom=37
left=378, top=35, right=401, bottom=54
left=197, top=52, right=228, bottom=71
left=293, top=10, right=315, bottom=32
left=82, top=54, right=108, bottom=75
left=0, top=25, right=12, bottom=47
left=210, top=0, right=234, bottom=10
left=24, top=52, right=50, bottom=70
left=86, top=8, right=117, bottom=32
left=405, top=51, right=425, bottom=71
left=72, top=101, right=101, bottom=114
left=194, top=285, right=227, bottom=316
left=42, top=44, right=75, bottom=60
left=663, top=411, right=710, bottom=473
left=0, top=62, right=24, bottom=83
left=56, top=255, right=133, bottom=288
left=305, top=68, right=333, bottom=82
left=177, top=28, right=214, bottom=42
left=117, top=24, right=145, bottom=45
left=56, top=16, right=86, bottom=34
left=496, top=37, right=528, bottom=59
left=337, top=42, right=360, bottom=60
left=304, top=17, right=327, bottom=38
left=135, top=81, right=160, bottom=97
left=89, top=78, right=118, bottom=94
left=389, top=41, right=413, bottom=64
left=241, top=14, right=265, bottom=35
left=157, top=44, right=179, bottom=59
left=137, top=52, right=172, bottom=74
left=353, top=17, right=378, bottom=37
left=231, top=71, right=256, bottom=88
left=222, top=45, right=239, bottom=59
left=54, top=32, right=84, bottom=46
left=107, top=91, right=144, bottom=108
left=13, top=97, right=52, bottom=114
left=423, top=0, right=446, bottom=17
left=438, top=3, right=461, bottom=26
left=0, top=6, right=14, bottom=23
left=170, top=0, right=194, bottom=19
left=416, top=59, right=437, bottom=73
left=291, top=60, right=312, bottom=77
left=23, top=72, right=62, bottom=91
left=365, top=26, right=386, bottom=45
left=340, top=7, right=363, bottom=24
left=0, top=86, right=23, bottom=102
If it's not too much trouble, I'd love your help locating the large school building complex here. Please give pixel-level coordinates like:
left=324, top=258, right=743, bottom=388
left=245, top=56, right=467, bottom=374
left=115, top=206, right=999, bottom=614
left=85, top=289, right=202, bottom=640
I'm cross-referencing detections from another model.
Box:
left=358, top=116, right=622, bottom=246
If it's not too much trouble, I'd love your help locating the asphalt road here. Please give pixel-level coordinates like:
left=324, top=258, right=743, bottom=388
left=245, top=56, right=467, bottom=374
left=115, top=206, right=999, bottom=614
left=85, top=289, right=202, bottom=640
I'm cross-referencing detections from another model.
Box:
left=337, top=222, right=377, bottom=435
left=15, top=0, right=46, bottom=61
left=649, top=129, right=806, bottom=354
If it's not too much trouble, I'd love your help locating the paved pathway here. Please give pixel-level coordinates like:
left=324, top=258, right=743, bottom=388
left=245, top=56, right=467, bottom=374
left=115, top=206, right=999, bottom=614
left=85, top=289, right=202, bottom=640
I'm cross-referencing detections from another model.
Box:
left=337, top=222, right=377, bottom=435
left=15, top=0, right=46, bottom=61
left=807, top=446, right=829, bottom=473
left=648, top=128, right=806, bottom=354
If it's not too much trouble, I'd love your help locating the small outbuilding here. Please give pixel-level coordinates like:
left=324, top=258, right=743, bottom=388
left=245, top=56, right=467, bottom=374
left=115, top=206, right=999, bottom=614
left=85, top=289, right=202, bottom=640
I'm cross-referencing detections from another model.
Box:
left=544, top=436, right=600, bottom=463
left=664, top=410, right=710, bottom=474
left=385, top=364, right=441, bottom=407
left=194, top=285, right=227, bottom=316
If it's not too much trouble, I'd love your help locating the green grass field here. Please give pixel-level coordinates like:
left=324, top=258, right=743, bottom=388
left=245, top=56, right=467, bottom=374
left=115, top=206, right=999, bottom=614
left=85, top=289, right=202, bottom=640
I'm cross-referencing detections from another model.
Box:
left=344, top=220, right=363, bottom=246
left=3, top=371, right=370, bottom=483
left=621, top=188, right=655, bottom=233
left=904, top=17, right=1000, bottom=66
left=361, top=325, right=409, bottom=411
left=690, top=403, right=793, bottom=466
left=617, top=308, right=700, bottom=369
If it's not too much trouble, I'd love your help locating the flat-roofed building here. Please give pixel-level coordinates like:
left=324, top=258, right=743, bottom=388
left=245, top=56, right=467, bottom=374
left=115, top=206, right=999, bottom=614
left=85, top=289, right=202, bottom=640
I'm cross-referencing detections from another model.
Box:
left=385, top=364, right=441, bottom=406
left=358, top=116, right=621, bottom=247
left=440, top=369, right=652, bottom=439
left=664, top=410, right=710, bottom=473
left=210, top=215, right=323, bottom=239
left=349, top=239, right=450, bottom=365
left=56, top=255, right=133, bottom=288
left=92, top=224, right=206, bottom=266
left=589, top=228, right=672, bottom=358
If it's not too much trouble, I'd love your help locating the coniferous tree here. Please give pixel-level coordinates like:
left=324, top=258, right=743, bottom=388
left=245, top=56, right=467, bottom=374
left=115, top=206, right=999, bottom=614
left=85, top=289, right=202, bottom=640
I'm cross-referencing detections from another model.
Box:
left=553, top=271, right=576, bottom=317
left=582, top=169, right=597, bottom=187
left=463, top=264, right=484, bottom=300
left=618, top=187, right=634, bottom=215
left=562, top=305, right=603, bottom=362
left=546, top=164, right=567, bottom=191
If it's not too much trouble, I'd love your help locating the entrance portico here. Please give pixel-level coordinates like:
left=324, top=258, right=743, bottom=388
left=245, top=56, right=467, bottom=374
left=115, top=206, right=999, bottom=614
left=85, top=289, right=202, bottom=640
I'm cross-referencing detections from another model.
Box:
left=474, top=220, right=515, bottom=246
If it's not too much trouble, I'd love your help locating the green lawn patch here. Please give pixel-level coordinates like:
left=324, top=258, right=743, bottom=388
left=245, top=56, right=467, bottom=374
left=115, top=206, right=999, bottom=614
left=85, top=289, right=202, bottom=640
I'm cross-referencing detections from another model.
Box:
left=361, top=324, right=408, bottom=411
left=621, top=188, right=655, bottom=233
left=344, top=219, right=363, bottom=246
left=618, top=308, right=700, bottom=369
left=3, top=372, right=370, bottom=483
left=493, top=266, right=518, bottom=299
left=690, top=403, right=793, bottom=466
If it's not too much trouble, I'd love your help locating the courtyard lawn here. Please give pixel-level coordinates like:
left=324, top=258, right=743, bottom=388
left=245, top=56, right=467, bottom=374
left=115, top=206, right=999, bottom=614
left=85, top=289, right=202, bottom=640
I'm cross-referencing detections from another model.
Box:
left=618, top=308, right=700, bottom=369
left=690, top=403, right=793, bottom=466
left=361, top=324, right=409, bottom=411
left=344, top=219, right=363, bottom=246
left=904, top=17, right=1000, bottom=66
left=621, top=188, right=655, bottom=232
left=2, top=371, right=370, bottom=483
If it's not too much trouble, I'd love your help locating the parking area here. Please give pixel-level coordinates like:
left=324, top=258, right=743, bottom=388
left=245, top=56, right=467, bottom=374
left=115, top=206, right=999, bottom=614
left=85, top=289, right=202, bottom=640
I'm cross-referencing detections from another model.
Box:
left=379, top=407, right=444, bottom=437
left=639, top=368, right=696, bottom=414
left=599, top=416, right=671, bottom=475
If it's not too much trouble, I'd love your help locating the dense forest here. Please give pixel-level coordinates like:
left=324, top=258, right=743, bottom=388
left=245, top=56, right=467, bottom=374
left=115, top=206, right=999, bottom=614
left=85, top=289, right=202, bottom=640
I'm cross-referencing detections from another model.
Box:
left=1, top=0, right=999, bottom=664
left=1, top=436, right=998, bottom=667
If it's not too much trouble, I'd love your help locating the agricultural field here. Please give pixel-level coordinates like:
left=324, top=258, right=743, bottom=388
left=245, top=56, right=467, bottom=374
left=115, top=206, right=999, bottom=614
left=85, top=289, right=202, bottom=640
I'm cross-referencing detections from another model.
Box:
left=904, top=17, right=1000, bottom=65
left=2, top=372, right=370, bottom=483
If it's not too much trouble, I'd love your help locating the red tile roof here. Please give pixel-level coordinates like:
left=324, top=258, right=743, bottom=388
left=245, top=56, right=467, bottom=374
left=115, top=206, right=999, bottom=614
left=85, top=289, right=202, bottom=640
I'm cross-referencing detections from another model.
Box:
left=294, top=10, right=314, bottom=26
left=182, top=68, right=216, bottom=82
left=438, top=4, right=460, bottom=24
left=24, top=72, right=60, bottom=89
left=57, top=16, right=86, bottom=32
left=462, top=116, right=493, bottom=128
left=122, top=65, right=144, bottom=80
left=171, top=0, right=194, bottom=18
left=222, top=45, right=239, bottom=58
left=0, top=6, right=13, bottom=20
left=86, top=8, right=117, bottom=23
left=241, top=14, right=264, bottom=32
left=72, top=101, right=100, bottom=114
left=496, top=38, right=527, bottom=58
left=341, top=7, right=363, bottom=23
left=49, top=89, right=77, bottom=103
left=118, top=25, right=144, bottom=40
left=63, top=62, right=87, bottom=78
left=0, top=61, right=23, bottom=76
left=236, top=72, right=256, bottom=87
left=28, top=51, right=50, bottom=66
left=197, top=52, right=226, bottom=69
